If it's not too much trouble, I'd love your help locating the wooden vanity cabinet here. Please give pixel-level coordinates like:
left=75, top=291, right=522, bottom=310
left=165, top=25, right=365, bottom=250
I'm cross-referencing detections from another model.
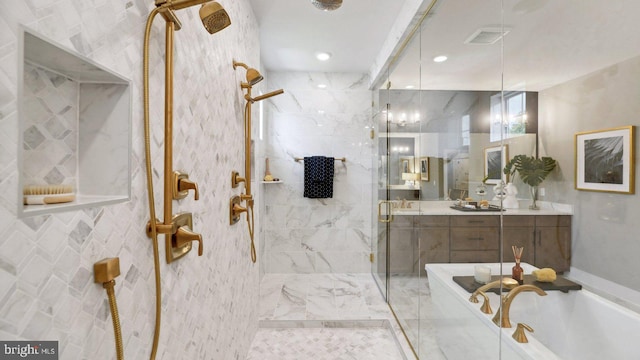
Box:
left=534, top=215, right=571, bottom=272
left=501, top=216, right=535, bottom=265
left=389, top=215, right=415, bottom=274
left=449, top=216, right=499, bottom=263
left=416, top=216, right=450, bottom=269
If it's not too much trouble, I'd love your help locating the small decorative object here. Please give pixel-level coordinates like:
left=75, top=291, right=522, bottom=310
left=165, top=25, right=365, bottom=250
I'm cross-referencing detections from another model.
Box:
left=575, top=125, right=635, bottom=194
left=532, top=268, right=557, bottom=283
left=474, top=265, right=492, bottom=284
left=503, top=155, right=557, bottom=210
left=264, top=158, right=274, bottom=181
left=476, top=175, right=488, bottom=200
left=484, top=145, right=508, bottom=185
left=511, top=246, right=524, bottom=284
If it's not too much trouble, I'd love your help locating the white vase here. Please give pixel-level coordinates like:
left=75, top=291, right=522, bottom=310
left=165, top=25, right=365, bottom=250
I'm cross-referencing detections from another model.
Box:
left=502, top=183, right=519, bottom=209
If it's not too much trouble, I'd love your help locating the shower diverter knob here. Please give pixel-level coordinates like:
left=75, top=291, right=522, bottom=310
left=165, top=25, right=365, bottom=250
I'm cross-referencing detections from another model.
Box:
left=173, top=171, right=199, bottom=200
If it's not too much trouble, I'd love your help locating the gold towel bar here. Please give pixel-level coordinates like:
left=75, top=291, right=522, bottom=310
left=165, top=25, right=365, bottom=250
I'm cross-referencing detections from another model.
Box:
left=295, top=157, right=346, bottom=163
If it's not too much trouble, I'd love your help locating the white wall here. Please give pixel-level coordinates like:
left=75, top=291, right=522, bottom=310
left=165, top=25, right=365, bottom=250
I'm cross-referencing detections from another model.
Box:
left=539, top=55, right=640, bottom=291
left=261, top=72, right=374, bottom=273
left=0, top=0, right=262, bottom=358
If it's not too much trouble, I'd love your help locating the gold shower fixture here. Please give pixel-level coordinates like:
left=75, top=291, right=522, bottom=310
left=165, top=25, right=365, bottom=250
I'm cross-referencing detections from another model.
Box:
left=230, top=60, right=284, bottom=263
left=142, top=1, right=230, bottom=359
left=232, top=61, right=264, bottom=87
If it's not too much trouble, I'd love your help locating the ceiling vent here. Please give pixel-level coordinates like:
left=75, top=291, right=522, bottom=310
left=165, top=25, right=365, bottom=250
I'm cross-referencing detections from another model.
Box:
left=464, top=27, right=510, bottom=45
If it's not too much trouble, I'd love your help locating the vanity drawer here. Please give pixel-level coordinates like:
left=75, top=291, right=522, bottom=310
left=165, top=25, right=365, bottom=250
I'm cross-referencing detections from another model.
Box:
left=503, top=216, right=535, bottom=227
left=450, top=250, right=499, bottom=263
left=450, top=228, right=499, bottom=250
left=536, top=215, right=571, bottom=227
left=415, top=215, right=450, bottom=227
left=451, top=215, right=499, bottom=227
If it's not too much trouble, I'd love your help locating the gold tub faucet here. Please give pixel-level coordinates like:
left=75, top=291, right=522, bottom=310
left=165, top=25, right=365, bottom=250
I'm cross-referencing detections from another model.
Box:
left=492, top=284, right=547, bottom=328
left=469, top=277, right=518, bottom=314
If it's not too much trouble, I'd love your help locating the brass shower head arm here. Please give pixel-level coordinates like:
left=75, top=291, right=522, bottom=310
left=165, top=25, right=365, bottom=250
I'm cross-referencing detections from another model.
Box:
left=158, top=8, right=183, bottom=29
left=156, top=0, right=210, bottom=11
left=233, top=61, right=249, bottom=70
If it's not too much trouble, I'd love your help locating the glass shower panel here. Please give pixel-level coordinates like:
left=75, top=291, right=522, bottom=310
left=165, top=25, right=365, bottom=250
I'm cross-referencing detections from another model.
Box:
left=372, top=66, right=390, bottom=300
left=409, top=0, right=507, bottom=359
left=386, top=22, right=423, bottom=358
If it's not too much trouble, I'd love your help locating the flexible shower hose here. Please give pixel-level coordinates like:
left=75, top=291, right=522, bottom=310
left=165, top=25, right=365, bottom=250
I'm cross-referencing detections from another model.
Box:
left=248, top=202, right=256, bottom=263
left=103, top=280, right=124, bottom=360
left=243, top=102, right=257, bottom=263
left=143, top=7, right=162, bottom=360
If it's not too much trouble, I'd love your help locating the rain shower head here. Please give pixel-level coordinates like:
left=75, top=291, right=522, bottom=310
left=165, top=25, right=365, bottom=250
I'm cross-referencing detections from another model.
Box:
left=199, top=2, right=231, bottom=34
left=233, top=61, right=264, bottom=86
left=311, top=0, right=342, bottom=11
left=155, top=0, right=231, bottom=34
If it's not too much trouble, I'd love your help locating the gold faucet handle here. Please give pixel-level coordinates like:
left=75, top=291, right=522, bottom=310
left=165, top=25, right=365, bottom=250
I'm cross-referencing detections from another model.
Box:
left=175, top=226, right=203, bottom=256
left=178, top=178, right=199, bottom=200
left=512, top=323, right=534, bottom=343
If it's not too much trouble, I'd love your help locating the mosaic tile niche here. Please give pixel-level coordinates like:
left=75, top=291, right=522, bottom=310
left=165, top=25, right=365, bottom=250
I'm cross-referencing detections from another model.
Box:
left=19, top=29, right=131, bottom=217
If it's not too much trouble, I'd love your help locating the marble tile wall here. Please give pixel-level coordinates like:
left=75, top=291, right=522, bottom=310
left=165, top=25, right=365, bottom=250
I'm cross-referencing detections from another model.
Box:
left=0, top=0, right=262, bottom=359
left=261, top=72, right=374, bottom=274
left=22, top=63, right=77, bottom=187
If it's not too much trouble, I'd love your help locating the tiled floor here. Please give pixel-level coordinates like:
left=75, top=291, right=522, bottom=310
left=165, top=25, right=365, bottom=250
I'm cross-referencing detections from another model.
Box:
left=248, top=273, right=414, bottom=359
left=247, top=326, right=405, bottom=360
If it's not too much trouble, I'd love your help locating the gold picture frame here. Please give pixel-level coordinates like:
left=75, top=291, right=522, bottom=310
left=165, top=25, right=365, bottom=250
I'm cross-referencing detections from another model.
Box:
left=575, top=125, right=635, bottom=194
left=484, top=145, right=508, bottom=185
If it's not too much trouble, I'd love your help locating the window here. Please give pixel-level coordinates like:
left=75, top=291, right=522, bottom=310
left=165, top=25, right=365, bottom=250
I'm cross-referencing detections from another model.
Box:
left=490, top=92, right=527, bottom=142
left=461, top=114, right=470, bottom=146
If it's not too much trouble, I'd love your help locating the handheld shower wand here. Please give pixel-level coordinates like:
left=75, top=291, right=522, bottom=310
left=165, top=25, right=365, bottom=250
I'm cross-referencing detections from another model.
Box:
left=231, top=60, right=284, bottom=263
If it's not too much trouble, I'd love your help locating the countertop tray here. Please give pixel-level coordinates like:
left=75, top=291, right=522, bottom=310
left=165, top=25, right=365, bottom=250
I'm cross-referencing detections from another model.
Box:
left=450, top=205, right=504, bottom=212
left=453, top=274, right=582, bottom=294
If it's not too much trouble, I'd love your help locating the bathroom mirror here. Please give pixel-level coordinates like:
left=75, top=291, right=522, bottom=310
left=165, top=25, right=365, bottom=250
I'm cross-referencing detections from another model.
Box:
left=379, top=133, right=420, bottom=190
left=378, top=90, right=538, bottom=200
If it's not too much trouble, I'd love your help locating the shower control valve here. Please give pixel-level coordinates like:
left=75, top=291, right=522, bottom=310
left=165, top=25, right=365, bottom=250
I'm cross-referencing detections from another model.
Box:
left=175, top=226, right=203, bottom=256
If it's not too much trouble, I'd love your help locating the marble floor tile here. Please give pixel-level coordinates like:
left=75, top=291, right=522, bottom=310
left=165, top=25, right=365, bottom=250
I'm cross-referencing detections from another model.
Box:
left=254, top=273, right=418, bottom=359
left=246, top=327, right=405, bottom=360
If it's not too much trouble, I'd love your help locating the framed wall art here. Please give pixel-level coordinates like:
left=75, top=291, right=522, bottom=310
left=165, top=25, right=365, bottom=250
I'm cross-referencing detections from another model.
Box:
left=484, top=145, right=508, bottom=185
left=575, top=126, right=635, bottom=194
left=420, top=157, right=429, bottom=181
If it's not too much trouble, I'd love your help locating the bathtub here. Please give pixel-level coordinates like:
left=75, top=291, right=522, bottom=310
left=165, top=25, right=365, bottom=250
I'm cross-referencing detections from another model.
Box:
left=424, top=263, right=640, bottom=360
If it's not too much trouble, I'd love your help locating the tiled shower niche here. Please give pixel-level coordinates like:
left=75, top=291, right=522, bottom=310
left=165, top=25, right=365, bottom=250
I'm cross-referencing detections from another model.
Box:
left=18, top=27, right=131, bottom=217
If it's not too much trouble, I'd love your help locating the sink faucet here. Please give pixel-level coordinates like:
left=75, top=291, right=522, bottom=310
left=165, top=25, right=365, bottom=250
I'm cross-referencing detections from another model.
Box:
left=492, top=284, right=547, bottom=328
left=469, top=277, right=518, bottom=314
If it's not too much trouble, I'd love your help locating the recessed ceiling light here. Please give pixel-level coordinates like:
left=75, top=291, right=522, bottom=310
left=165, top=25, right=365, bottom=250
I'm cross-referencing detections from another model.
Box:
left=433, top=55, right=448, bottom=63
left=405, top=85, right=415, bottom=89
left=318, top=110, right=325, bottom=114
left=316, top=52, right=332, bottom=61
left=317, top=84, right=327, bottom=89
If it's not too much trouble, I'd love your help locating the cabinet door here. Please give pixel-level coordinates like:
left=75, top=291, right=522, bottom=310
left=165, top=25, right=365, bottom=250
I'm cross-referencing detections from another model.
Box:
left=502, top=227, right=535, bottom=265
left=535, top=227, right=571, bottom=272
left=417, top=228, right=450, bottom=269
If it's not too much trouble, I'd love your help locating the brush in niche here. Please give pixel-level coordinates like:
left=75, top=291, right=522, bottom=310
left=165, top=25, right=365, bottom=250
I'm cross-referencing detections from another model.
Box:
left=23, top=184, right=75, bottom=205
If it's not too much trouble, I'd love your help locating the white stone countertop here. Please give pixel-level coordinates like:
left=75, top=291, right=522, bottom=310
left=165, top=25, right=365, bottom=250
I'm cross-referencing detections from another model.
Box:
left=390, top=200, right=573, bottom=216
